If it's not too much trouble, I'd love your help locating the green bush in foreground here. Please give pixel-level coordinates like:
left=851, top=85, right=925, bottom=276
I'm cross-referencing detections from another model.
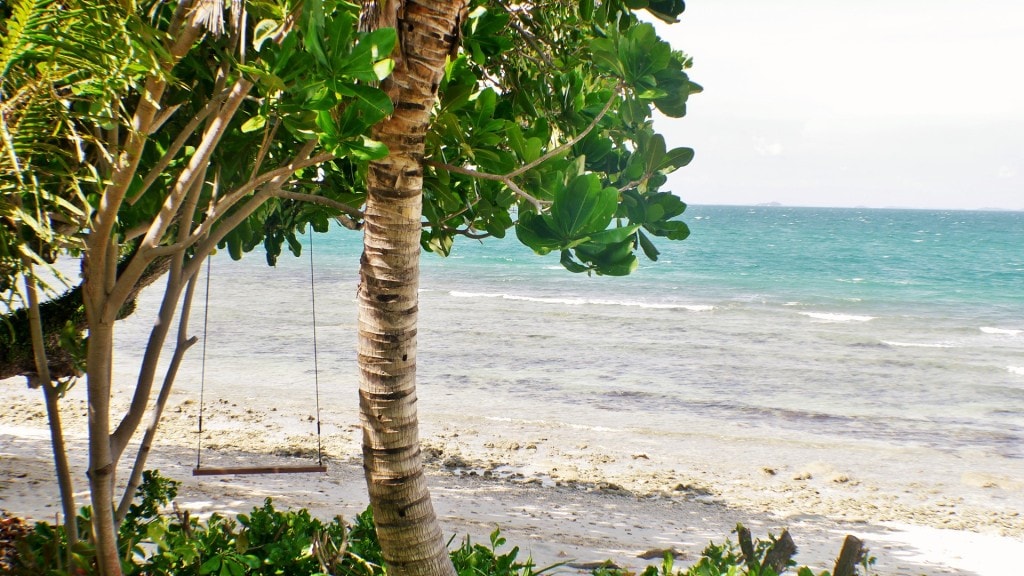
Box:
left=9, top=471, right=872, bottom=576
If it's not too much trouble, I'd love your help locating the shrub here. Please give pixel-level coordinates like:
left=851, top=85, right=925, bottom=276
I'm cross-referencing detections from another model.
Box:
left=7, top=471, right=873, bottom=576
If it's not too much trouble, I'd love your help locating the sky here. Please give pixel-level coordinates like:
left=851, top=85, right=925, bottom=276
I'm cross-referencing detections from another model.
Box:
left=650, top=1, right=1024, bottom=210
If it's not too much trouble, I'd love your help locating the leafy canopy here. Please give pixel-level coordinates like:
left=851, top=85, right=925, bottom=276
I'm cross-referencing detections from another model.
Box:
left=425, top=0, right=701, bottom=275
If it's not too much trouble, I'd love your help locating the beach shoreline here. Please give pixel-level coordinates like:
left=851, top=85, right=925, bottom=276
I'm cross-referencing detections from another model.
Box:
left=2, top=381, right=1022, bottom=576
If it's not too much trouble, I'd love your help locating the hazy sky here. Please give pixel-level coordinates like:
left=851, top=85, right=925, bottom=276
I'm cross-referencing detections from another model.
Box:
left=652, top=1, right=1024, bottom=210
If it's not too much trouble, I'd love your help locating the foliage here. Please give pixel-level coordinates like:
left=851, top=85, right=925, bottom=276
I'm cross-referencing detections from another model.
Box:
left=9, top=471, right=374, bottom=575
left=449, top=528, right=560, bottom=576
left=593, top=527, right=876, bottom=576
left=7, top=473, right=875, bottom=576
left=3, top=0, right=703, bottom=573
left=423, top=0, right=701, bottom=275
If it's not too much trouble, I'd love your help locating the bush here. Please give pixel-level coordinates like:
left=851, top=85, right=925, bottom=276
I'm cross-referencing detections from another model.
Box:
left=7, top=472, right=872, bottom=576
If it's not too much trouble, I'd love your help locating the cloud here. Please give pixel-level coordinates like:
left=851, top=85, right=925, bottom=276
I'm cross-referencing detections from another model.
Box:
left=996, top=165, right=1017, bottom=179
left=752, top=136, right=783, bottom=157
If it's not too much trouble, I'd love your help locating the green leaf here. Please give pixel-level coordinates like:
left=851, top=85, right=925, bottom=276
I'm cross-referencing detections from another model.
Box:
left=589, top=38, right=622, bottom=76
left=645, top=0, right=687, bottom=24
left=240, top=115, right=267, bottom=133
left=657, top=220, right=690, bottom=240
left=649, top=192, right=687, bottom=220
left=475, top=88, right=498, bottom=124
left=515, top=212, right=562, bottom=255
left=637, top=230, right=659, bottom=260
left=199, top=556, right=221, bottom=575
left=550, top=175, right=617, bottom=238
left=253, top=19, right=279, bottom=52
left=373, top=58, right=395, bottom=81
left=340, top=27, right=397, bottom=81
left=660, top=147, right=694, bottom=173
left=560, top=250, right=590, bottom=273
left=300, top=0, right=327, bottom=66
left=336, top=136, right=389, bottom=161
left=588, top=224, right=639, bottom=246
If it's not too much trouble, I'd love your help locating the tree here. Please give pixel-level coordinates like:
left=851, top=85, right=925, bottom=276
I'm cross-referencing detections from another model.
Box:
left=2, top=0, right=698, bottom=575
left=354, top=0, right=697, bottom=574
left=2, top=1, right=392, bottom=574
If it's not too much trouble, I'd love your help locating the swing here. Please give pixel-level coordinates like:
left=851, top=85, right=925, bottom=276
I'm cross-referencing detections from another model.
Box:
left=193, top=229, right=327, bottom=476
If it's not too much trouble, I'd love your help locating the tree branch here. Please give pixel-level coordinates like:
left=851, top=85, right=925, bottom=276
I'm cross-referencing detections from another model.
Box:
left=426, top=161, right=545, bottom=210
left=149, top=147, right=333, bottom=260
left=88, top=23, right=204, bottom=305
left=507, top=88, right=618, bottom=179
left=425, top=88, right=619, bottom=213
left=129, top=88, right=231, bottom=206
left=269, top=190, right=363, bottom=220
left=109, top=79, right=253, bottom=316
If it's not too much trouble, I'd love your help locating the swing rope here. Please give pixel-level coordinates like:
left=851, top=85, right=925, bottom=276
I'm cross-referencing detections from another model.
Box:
left=195, top=256, right=212, bottom=471
left=193, top=232, right=326, bottom=476
left=308, top=228, right=324, bottom=467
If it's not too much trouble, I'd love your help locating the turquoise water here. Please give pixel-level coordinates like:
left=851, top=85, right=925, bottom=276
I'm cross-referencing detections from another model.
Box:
left=113, top=205, right=1024, bottom=464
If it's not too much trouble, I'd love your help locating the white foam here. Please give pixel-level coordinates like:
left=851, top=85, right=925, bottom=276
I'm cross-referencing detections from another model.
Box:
left=1009, top=366, right=1024, bottom=376
left=448, top=291, right=714, bottom=311
left=800, top=312, right=875, bottom=322
left=882, top=341, right=956, bottom=349
left=980, top=326, right=1022, bottom=336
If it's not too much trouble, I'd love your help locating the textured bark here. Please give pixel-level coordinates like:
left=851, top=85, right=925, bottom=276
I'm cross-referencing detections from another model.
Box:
left=357, top=1, right=464, bottom=575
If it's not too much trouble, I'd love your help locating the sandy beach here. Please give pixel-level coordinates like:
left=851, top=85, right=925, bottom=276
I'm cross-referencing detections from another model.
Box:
left=2, top=378, right=1022, bottom=576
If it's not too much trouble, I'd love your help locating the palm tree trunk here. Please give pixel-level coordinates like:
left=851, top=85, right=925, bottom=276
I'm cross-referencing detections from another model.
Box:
left=357, top=2, right=464, bottom=575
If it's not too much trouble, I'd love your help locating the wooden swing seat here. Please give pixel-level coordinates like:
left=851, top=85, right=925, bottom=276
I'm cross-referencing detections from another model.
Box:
left=193, top=232, right=326, bottom=480
left=192, top=464, right=327, bottom=476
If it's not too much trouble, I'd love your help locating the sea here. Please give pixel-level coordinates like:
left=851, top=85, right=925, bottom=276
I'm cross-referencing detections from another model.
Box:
left=159, top=204, right=1024, bottom=466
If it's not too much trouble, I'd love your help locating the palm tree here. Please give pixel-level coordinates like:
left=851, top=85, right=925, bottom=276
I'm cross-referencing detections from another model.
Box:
left=357, top=1, right=465, bottom=574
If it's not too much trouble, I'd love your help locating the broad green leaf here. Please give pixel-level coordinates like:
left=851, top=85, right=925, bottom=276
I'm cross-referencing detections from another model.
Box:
left=656, top=219, right=690, bottom=240
left=660, top=147, right=694, bottom=173
left=362, top=27, right=397, bottom=60
left=240, top=115, right=267, bottom=133
left=588, top=224, right=640, bottom=246
left=523, top=137, right=543, bottom=164
left=645, top=0, right=687, bottom=24
left=300, top=0, right=327, bottom=66
left=372, top=58, right=394, bottom=81
left=597, top=254, right=638, bottom=276
left=338, top=28, right=397, bottom=81
left=253, top=19, right=279, bottom=52
left=506, top=125, right=527, bottom=158
left=475, top=88, right=498, bottom=124
left=560, top=250, right=590, bottom=273
left=589, top=38, right=622, bottom=76
left=199, top=556, right=220, bottom=575
left=637, top=229, right=659, bottom=260
left=336, top=136, right=389, bottom=161
left=515, top=212, right=562, bottom=255
left=649, top=192, right=687, bottom=219
left=550, top=175, right=609, bottom=238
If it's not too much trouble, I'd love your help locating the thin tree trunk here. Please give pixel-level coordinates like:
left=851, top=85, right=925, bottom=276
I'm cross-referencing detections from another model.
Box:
left=21, top=266, right=79, bottom=546
left=82, top=241, right=122, bottom=576
left=357, top=2, right=464, bottom=575
left=41, top=383, right=78, bottom=542
left=84, top=319, right=120, bottom=576
left=115, top=273, right=200, bottom=522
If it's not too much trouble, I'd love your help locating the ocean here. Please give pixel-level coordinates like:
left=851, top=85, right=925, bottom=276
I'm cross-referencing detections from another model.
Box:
left=2, top=203, right=1019, bottom=574
left=168, top=204, right=1024, bottom=467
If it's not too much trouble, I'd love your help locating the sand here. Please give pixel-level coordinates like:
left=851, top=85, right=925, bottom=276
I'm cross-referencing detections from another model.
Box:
left=2, top=382, right=1023, bottom=576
